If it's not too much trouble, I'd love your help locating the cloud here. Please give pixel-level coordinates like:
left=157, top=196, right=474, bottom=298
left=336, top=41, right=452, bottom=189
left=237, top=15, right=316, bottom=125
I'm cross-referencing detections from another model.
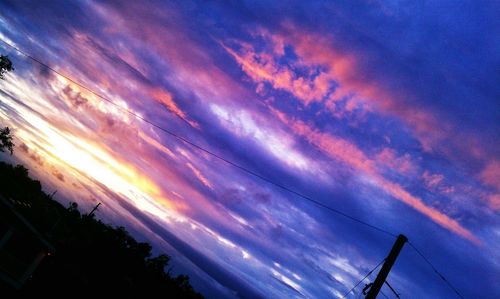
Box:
left=18, top=142, right=44, bottom=166
left=422, top=171, right=444, bottom=189
left=51, top=169, right=65, bottom=182
left=481, top=160, right=500, bottom=190
left=149, top=88, right=200, bottom=129
left=237, top=23, right=499, bottom=174
left=376, top=148, right=415, bottom=176
left=221, top=41, right=333, bottom=105
left=485, top=194, right=500, bottom=210
left=480, top=161, right=500, bottom=210
left=209, top=103, right=312, bottom=172
left=61, top=85, right=88, bottom=107
left=273, top=111, right=479, bottom=243
left=186, top=162, right=213, bottom=189
left=1, top=1, right=498, bottom=297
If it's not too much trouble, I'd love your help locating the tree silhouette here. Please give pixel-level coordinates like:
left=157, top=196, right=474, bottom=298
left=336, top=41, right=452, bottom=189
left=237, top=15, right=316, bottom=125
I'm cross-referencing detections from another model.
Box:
left=0, top=55, right=14, bottom=155
left=0, top=127, right=14, bottom=154
left=0, top=101, right=202, bottom=296
left=0, top=160, right=203, bottom=297
left=0, top=55, right=13, bottom=79
left=0, top=54, right=202, bottom=297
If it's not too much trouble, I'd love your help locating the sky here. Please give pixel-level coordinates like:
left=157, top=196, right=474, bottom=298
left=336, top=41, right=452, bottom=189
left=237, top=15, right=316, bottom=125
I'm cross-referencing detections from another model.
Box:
left=0, top=1, right=499, bottom=298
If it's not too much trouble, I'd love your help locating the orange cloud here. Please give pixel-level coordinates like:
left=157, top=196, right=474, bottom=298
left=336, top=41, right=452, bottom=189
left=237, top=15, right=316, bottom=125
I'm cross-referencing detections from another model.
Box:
left=138, top=131, right=175, bottom=158
left=149, top=88, right=199, bottom=129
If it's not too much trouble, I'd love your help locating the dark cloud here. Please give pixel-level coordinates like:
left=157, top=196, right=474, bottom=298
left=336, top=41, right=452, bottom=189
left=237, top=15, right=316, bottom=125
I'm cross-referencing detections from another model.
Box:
left=51, top=169, right=65, bottom=182
left=18, top=142, right=44, bottom=166
left=61, top=85, right=88, bottom=107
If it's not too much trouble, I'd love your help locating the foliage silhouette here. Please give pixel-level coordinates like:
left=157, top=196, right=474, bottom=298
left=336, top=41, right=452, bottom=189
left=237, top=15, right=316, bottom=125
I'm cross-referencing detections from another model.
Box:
left=0, top=127, right=14, bottom=154
left=0, top=55, right=202, bottom=296
left=0, top=55, right=13, bottom=79
left=0, top=55, right=15, bottom=154
left=0, top=161, right=203, bottom=298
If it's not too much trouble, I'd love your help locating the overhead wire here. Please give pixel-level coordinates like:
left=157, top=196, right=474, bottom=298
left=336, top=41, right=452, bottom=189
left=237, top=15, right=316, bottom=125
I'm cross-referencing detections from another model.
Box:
left=384, top=281, right=401, bottom=298
left=341, top=258, right=385, bottom=299
left=408, top=241, right=464, bottom=299
left=1, top=38, right=468, bottom=299
left=0, top=38, right=398, bottom=238
left=379, top=290, right=390, bottom=299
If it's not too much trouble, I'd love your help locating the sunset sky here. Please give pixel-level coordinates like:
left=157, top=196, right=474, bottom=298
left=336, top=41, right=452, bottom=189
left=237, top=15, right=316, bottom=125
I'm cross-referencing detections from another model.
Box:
left=0, top=1, right=499, bottom=298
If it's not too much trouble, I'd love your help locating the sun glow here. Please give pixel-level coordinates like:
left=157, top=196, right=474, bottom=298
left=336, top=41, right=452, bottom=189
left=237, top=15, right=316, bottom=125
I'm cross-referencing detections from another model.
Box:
left=1, top=77, right=183, bottom=218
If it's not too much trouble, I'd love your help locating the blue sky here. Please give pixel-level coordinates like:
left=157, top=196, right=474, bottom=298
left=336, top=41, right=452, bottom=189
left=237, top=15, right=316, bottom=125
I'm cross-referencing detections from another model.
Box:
left=0, top=1, right=499, bottom=298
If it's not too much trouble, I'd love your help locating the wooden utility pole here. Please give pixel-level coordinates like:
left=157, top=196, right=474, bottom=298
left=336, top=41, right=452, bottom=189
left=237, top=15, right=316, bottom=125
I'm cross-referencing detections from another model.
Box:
left=87, top=202, right=101, bottom=217
left=365, top=234, right=407, bottom=299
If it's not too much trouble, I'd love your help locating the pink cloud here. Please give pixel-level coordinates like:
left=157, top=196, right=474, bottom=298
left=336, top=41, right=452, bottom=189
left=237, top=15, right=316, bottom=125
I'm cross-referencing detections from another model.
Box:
left=376, top=148, right=415, bottom=176
left=479, top=160, right=500, bottom=210
left=377, top=179, right=478, bottom=244
left=98, top=3, right=253, bottom=108
left=481, top=160, right=500, bottom=189
left=186, top=162, right=213, bottom=189
left=227, top=25, right=499, bottom=220
left=422, top=171, right=445, bottom=189
left=276, top=24, right=441, bottom=130
left=221, top=42, right=333, bottom=105
left=234, top=25, right=497, bottom=174
left=486, top=194, right=500, bottom=210
left=149, top=88, right=199, bottom=129
left=272, top=110, right=479, bottom=244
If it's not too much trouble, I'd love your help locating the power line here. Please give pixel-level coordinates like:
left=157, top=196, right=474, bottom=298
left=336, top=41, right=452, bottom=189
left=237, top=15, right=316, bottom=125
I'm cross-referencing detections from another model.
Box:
left=0, top=38, right=398, bottom=238
left=341, top=258, right=385, bottom=299
left=408, top=241, right=464, bottom=299
left=384, top=281, right=401, bottom=298
left=379, top=289, right=389, bottom=299
left=2, top=37, right=470, bottom=299
left=0, top=34, right=471, bottom=299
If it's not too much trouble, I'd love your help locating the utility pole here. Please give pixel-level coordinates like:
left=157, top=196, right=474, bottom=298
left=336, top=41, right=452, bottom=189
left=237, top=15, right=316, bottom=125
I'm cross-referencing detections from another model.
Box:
left=365, top=234, right=407, bottom=299
left=49, top=190, right=57, bottom=199
left=87, top=202, right=101, bottom=218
